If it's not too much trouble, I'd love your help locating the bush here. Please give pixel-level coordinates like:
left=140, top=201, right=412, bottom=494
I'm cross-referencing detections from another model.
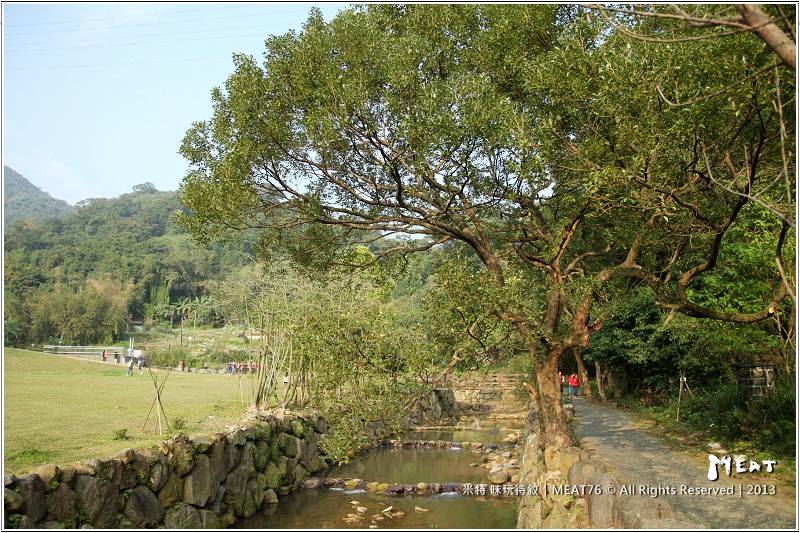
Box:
left=679, top=374, right=795, bottom=456
left=145, top=345, right=189, bottom=368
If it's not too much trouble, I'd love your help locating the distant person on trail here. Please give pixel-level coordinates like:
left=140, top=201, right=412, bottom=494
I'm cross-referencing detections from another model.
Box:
left=283, top=372, right=289, bottom=385
left=126, top=356, right=135, bottom=376
left=568, top=373, right=580, bottom=397
left=137, top=354, right=145, bottom=375
left=178, top=360, right=184, bottom=372
left=101, top=349, right=107, bottom=362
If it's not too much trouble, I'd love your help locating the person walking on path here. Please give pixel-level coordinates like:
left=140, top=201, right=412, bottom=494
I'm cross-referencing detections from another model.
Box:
left=137, top=354, right=145, bottom=375
left=568, top=373, right=580, bottom=397
left=126, top=356, right=135, bottom=376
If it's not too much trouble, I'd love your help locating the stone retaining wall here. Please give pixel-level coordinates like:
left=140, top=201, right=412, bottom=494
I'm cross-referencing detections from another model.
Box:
left=515, top=405, right=703, bottom=529
left=4, top=390, right=463, bottom=529
left=3, top=412, right=328, bottom=529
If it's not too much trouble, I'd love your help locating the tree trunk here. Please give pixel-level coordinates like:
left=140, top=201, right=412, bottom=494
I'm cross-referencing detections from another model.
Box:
left=533, top=350, right=577, bottom=448
left=573, top=348, right=593, bottom=400
left=594, top=360, right=608, bottom=402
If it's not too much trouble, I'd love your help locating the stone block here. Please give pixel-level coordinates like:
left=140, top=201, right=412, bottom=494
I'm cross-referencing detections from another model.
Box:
left=108, top=448, right=136, bottom=464
left=567, top=459, right=607, bottom=487
left=73, top=474, right=119, bottom=528
left=183, top=454, right=217, bottom=507
left=560, top=446, right=590, bottom=473
left=544, top=446, right=562, bottom=472
left=15, top=473, right=47, bottom=523
left=227, top=428, right=247, bottom=446
left=56, top=466, right=77, bottom=488
left=585, top=473, right=619, bottom=528
left=223, top=466, right=249, bottom=516
left=164, top=504, right=202, bottom=529
left=157, top=472, right=183, bottom=509
left=189, top=434, right=214, bottom=453
left=5, top=487, right=23, bottom=513
left=31, top=464, right=59, bottom=493
left=613, top=495, right=673, bottom=528
left=198, top=509, right=225, bottom=529
left=279, top=433, right=302, bottom=458
left=123, top=486, right=164, bottom=528
left=45, top=483, right=78, bottom=523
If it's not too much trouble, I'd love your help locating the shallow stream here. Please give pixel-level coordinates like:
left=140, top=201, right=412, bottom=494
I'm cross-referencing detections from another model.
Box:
left=234, top=418, right=524, bottom=529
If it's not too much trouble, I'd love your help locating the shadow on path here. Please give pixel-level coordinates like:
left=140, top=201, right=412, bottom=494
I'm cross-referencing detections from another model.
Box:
left=572, top=398, right=796, bottom=529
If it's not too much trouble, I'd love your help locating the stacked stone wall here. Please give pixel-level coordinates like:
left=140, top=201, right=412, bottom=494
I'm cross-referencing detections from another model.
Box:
left=3, top=412, right=328, bottom=529
left=515, top=405, right=703, bottom=529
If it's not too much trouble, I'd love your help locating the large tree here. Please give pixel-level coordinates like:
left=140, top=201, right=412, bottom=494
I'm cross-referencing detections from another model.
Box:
left=179, top=5, right=792, bottom=446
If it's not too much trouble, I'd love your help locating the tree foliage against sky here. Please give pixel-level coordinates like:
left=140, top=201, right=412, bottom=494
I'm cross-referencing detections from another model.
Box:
left=179, top=4, right=794, bottom=447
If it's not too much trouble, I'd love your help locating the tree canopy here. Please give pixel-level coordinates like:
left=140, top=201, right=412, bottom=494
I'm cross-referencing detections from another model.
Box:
left=180, top=4, right=794, bottom=446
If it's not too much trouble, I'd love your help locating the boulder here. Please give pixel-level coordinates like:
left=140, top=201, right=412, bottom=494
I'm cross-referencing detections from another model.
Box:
left=31, top=465, right=59, bottom=493
left=157, top=472, right=183, bottom=509
left=123, top=486, right=164, bottom=528
left=278, top=456, right=298, bottom=486
left=142, top=449, right=169, bottom=493
left=294, top=464, right=310, bottom=488
left=129, top=452, right=151, bottom=487
left=223, top=466, right=250, bottom=516
left=183, top=454, right=216, bottom=506
left=585, top=473, right=619, bottom=528
left=559, top=447, right=590, bottom=473
left=45, top=483, right=78, bottom=523
left=73, top=474, right=119, bottom=528
left=207, top=440, right=228, bottom=485
left=567, top=460, right=607, bottom=487
left=108, top=448, right=136, bottom=464
left=224, top=443, right=240, bottom=474
left=168, top=437, right=195, bottom=477
left=488, top=469, right=510, bottom=484
left=303, top=478, right=321, bottom=490
left=56, top=466, right=77, bottom=488
left=164, top=504, right=202, bottom=529
left=544, top=446, right=562, bottom=472
left=208, top=485, right=227, bottom=516
left=107, top=459, right=137, bottom=490
left=263, top=489, right=279, bottom=504
left=198, top=509, right=225, bottom=529
left=236, top=442, right=255, bottom=476
left=279, top=433, right=302, bottom=458
left=227, top=428, right=248, bottom=447
left=242, top=479, right=263, bottom=518
left=189, top=434, right=214, bottom=454
left=5, top=487, right=23, bottom=513
left=15, top=473, right=48, bottom=523
left=612, top=495, right=673, bottom=529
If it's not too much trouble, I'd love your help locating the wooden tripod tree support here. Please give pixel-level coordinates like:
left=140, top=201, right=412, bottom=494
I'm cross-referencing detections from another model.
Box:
left=143, top=367, right=172, bottom=437
left=675, top=370, right=693, bottom=422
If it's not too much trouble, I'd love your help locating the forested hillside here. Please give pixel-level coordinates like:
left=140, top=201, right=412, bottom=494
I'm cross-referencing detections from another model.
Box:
left=3, top=182, right=253, bottom=346
left=3, top=166, right=74, bottom=226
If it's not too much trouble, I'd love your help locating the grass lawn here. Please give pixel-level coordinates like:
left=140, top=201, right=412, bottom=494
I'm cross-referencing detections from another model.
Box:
left=3, top=348, right=268, bottom=475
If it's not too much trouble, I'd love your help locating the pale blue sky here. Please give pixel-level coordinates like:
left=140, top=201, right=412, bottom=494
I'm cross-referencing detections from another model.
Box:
left=2, top=2, right=349, bottom=205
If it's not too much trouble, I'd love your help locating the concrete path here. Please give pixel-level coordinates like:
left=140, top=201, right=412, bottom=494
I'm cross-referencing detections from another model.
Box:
left=572, top=398, right=797, bottom=529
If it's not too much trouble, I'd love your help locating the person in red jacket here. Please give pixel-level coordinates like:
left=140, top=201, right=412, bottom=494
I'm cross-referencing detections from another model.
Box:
left=568, top=373, right=580, bottom=397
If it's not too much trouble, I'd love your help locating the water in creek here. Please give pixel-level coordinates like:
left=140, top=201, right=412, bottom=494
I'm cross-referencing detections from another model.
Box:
left=235, top=421, right=522, bottom=529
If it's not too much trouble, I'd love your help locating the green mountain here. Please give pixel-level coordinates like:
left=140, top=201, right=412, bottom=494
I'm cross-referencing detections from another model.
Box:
left=3, top=166, right=74, bottom=227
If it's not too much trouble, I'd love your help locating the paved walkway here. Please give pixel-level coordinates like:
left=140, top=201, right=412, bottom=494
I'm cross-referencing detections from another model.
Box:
left=572, top=398, right=797, bottom=529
